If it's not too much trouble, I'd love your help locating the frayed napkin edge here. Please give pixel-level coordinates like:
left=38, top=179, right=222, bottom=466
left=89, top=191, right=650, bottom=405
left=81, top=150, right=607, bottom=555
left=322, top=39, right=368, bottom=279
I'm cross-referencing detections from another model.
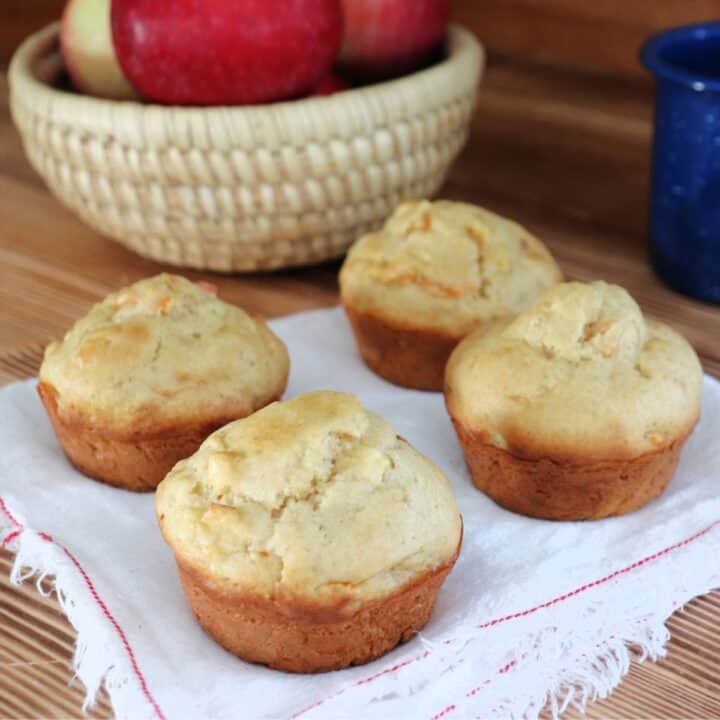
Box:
left=2, top=495, right=718, bottom=720
left=0, top=499, right=163, bottom=720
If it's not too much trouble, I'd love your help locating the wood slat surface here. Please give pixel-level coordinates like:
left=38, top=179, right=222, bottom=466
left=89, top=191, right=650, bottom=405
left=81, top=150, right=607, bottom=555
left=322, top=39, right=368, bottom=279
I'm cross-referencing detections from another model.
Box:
left=1, top=46, right=720, bottom=720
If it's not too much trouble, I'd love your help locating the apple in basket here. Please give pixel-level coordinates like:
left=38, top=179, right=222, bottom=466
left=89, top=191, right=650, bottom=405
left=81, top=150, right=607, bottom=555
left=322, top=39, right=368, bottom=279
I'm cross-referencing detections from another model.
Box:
left=311, top=71, right=349, bottom=96
left=110, top=0, right=344, bottom=105
left=60, top=0, right=136, bottom=100
left=338, top=0, right=449, bottom=81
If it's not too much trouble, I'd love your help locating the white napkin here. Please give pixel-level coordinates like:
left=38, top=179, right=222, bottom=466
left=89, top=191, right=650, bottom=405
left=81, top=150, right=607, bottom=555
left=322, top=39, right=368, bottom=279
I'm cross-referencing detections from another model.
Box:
left=1, top=307, right=718, bottom=720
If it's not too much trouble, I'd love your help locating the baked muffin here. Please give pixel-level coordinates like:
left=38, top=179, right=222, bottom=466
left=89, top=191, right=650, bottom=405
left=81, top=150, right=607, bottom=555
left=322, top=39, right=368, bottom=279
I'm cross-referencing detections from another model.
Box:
left=445, top=281, right=702, bottom=520
left=156, top=391, right=462, bottom=673
left=38, top=274, right=289, bottom=492
left=339, top=199, right=562, bottom=391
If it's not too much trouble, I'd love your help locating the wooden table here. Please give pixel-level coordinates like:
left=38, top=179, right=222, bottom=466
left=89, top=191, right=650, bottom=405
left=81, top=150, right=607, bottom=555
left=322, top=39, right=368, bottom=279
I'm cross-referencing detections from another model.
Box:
left=1, top=55, right=720, bottom=719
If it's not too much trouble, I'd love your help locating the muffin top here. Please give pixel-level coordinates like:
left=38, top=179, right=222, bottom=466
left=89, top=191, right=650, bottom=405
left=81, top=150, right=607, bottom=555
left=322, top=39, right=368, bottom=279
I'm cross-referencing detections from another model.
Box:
left=445, top=281, right=702, bottom=460
left=340, top=200, right=562, bottom=337
left=156, top=391, right=461, bottom=612
left=40, top=274, right=289, bottom=432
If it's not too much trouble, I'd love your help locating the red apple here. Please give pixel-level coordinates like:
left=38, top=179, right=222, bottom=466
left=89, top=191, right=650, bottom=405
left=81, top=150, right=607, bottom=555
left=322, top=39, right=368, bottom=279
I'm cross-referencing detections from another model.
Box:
left=60, top=0, right=137, bottom=100
left=311, top=72, right=349, bottom=96
left=339, top=0, right=449, bottom=81
left=111, top=0, right=344, bottom=106
left=196, top=281, right=218, bottom=294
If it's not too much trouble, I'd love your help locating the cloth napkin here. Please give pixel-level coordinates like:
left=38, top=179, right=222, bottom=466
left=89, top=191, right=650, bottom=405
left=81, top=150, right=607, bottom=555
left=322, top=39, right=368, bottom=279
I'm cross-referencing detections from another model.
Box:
left=1, top=307, right=719, bottom=720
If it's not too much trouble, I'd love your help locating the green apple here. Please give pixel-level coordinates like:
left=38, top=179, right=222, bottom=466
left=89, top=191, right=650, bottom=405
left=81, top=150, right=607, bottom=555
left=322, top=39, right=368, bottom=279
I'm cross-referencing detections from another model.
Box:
left=61, top=0, right=137, bottom=100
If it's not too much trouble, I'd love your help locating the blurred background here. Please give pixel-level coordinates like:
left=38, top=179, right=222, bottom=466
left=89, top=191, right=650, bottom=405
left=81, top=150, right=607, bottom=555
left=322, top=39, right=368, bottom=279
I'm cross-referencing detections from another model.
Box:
left=3, top=0, right=720, bottom=298
left=1, top=1, right=718, bottom=75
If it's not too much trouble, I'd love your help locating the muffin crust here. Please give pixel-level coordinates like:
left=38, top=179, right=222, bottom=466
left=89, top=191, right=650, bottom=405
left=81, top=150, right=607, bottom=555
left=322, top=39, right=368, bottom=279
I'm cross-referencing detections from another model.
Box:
left=340, top=200, right=561, bottom=389
left=39, top=274, right=289, bottom=490
left=445, top=281, right=702, bottom=519
left=340, top=200, right=561, bottom=337
left=156, top=391, right=462, bottom=671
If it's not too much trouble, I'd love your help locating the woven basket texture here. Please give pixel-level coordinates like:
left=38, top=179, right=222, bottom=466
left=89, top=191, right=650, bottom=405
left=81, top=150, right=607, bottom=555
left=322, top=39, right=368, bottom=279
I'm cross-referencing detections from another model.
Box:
left=10, top=23, right=484, bottom=271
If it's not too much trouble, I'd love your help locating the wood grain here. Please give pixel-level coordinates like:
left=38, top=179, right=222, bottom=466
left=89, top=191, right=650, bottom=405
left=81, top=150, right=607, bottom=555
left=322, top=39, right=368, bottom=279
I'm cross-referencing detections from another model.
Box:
left=0, top=550, right=112, bottom=719
left=0, top=0, right=63, bottom=66
left=451, top=0, right=720, bottom=78
left=1, top=44, right=720, bottom=720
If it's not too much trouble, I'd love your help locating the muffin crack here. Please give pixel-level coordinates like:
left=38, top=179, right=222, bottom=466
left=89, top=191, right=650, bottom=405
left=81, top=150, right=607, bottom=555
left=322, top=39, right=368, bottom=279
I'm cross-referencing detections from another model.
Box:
left=157, top=392, right=461, bottom=617
left=150, top=337, right=163, bottom=364
left=40, top=273, right=289, bottom=438
left=266, top=434, right=407, bottom=591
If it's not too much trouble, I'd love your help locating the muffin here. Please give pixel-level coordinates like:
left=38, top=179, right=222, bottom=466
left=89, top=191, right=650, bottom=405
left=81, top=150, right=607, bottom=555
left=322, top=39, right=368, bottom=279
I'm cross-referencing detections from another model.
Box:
left=155, top=391, right=462, bottom=673
left=38, top=274, right=289, bottom=492
left=339, top=199, right=562, bottom=391
left=445, top=281, right=702, bottom=520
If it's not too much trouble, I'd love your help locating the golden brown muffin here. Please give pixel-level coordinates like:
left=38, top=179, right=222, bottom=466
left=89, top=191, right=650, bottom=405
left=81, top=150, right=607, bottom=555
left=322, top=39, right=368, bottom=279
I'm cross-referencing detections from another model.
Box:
left=445, top=281, right=702, bottom=520
left=155, top=391, right=462, bottom=673
left=339, top=199, right=562, bottom=391
left=38, top=274, right=289, bottom=491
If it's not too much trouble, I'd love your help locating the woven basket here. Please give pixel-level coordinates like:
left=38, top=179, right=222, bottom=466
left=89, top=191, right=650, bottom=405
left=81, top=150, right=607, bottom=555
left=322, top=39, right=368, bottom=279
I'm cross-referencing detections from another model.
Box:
left=9, top=23, right=484, bottom=272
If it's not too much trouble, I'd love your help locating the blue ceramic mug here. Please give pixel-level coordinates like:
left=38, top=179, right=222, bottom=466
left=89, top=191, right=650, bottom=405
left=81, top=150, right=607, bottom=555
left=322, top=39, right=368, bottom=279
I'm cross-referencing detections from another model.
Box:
left=642, top=22, right=720, bottom=305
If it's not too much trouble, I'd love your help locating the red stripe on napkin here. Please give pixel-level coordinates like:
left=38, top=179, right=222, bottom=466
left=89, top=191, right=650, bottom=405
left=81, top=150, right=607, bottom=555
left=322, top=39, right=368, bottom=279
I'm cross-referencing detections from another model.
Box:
left=0, top=497, right=166, bottom=720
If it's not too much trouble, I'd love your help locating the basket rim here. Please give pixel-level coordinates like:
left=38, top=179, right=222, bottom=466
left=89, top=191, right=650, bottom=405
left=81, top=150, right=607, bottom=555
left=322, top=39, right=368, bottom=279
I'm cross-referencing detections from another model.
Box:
left=9, top=21, right=484, bottom=120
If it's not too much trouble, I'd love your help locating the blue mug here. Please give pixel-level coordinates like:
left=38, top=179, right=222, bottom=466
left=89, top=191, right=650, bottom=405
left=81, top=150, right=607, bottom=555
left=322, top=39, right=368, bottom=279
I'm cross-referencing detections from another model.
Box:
left=642, top=22, right=720, bottom=305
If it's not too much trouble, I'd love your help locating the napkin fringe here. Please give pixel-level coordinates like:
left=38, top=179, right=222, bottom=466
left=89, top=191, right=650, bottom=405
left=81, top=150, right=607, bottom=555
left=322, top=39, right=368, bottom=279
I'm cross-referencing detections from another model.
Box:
left=299, top=521, right=720, bottom=720
left=1, top=507, right=163, bottom=720
left=2, top=499, right=719, bottom=720
left=502, top=525, right=718, bottom=720
left=538, top=622, right=668, bottom=719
